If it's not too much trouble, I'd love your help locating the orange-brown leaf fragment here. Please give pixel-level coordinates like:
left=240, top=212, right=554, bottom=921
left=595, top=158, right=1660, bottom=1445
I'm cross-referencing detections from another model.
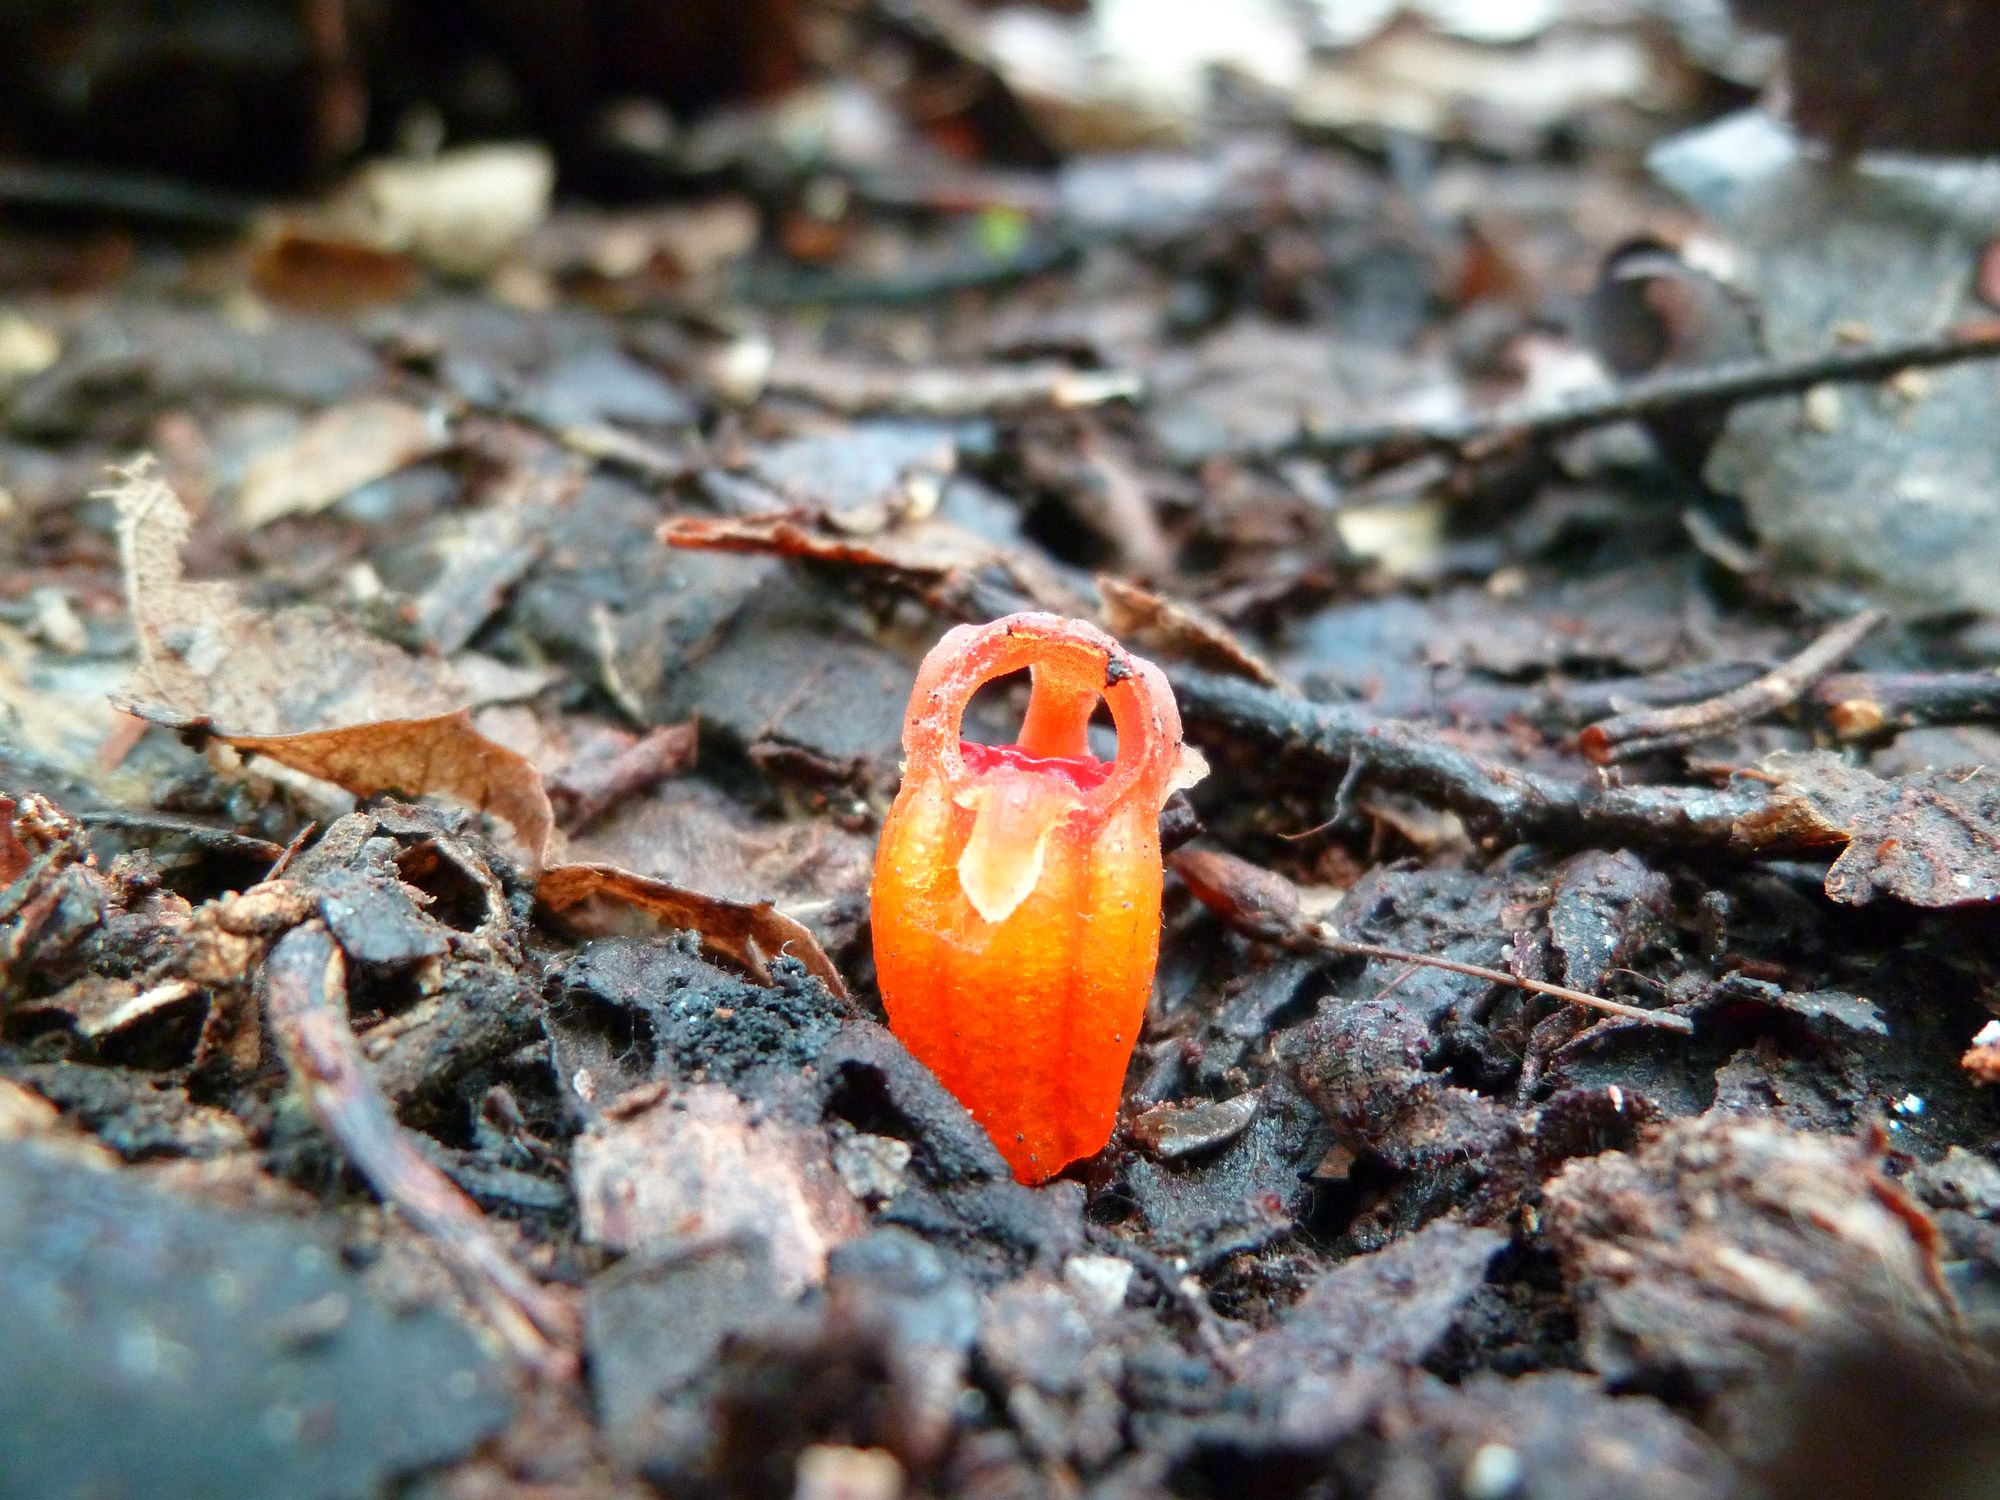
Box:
left=536, top=861, right=848, bottom=998
left=221, top=712, right=556, bottom=873
left=659, top=512, right=1083, bottom=616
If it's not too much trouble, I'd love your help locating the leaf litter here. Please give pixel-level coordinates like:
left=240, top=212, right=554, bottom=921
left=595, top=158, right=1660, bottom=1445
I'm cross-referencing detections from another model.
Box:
left=5, top=4, right=2000, bottom=1496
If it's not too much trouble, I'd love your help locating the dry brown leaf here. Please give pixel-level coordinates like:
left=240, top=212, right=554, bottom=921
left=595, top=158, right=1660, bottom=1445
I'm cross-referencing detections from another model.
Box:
left=1098, top=575, right=1284, bottom=687
left=536, top=861, right=848, bottom=998
left=108, top=464, right=558, bottom=864
left=112, top=462, right=465, bottom=734
left=235, top=398, right=448, bottom=530
left=1732, top=750, right=2000, bottom=907
left=250, top=227, right=422, bottom=313
left=221, top=713, right=555, bottom=873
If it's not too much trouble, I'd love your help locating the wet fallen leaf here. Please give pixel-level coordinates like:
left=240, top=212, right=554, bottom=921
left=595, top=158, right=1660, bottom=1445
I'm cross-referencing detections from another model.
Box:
left=535, top=861, right=848, bottom=998
left=1732, top=751, right=2000, bottom=907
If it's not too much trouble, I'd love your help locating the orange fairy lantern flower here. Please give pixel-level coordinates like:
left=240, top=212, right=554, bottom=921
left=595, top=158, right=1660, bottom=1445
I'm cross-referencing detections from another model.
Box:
left=872, top=613, right=1205, bottom=1184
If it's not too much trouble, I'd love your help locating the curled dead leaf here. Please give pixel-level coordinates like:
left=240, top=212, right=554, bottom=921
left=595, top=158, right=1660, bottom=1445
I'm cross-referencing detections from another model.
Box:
left=1098, top=576, right=1283, bottom=687
left=536, top=861, right=848, bottom=998
left=109, top=462, right=848, bottom=993
left=659, top=512, right=1082, bottom=617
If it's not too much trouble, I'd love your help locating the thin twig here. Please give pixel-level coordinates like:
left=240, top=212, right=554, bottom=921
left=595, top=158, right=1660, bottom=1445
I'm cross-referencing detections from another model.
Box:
left=1170, top=847, right=1692, bottom=1034
left=1271, top=322, right=2000, bottom=469
left=76, top=810, right=284, bottom=862
left=1580, top=608, right=1886, bottom=764
left=264, top=921, right=579, bottom=1376
left=1307, top=926, right=1693, bottom=1033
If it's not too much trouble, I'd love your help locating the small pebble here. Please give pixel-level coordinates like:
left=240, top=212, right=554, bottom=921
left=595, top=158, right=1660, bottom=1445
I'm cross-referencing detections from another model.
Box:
left=1128, top=1091, right=1260, bottom=1161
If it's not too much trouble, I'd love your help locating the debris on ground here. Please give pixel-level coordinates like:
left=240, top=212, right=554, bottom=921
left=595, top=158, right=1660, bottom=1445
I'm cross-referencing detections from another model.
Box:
left=4, top=1, right=2000, bottom=1495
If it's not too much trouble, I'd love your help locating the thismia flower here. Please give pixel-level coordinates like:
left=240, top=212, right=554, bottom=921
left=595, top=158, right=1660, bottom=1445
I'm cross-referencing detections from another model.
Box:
left=872, top=614, right=1203, bottom=1184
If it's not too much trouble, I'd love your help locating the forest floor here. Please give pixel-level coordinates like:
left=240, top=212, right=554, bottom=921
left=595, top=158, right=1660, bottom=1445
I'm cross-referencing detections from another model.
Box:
left=4, top=4, right=2000, bottom=1497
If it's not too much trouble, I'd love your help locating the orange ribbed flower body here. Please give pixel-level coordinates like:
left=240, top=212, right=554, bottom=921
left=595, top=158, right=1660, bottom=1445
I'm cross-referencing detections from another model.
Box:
left=872, top=613, right=1200, bottom=1184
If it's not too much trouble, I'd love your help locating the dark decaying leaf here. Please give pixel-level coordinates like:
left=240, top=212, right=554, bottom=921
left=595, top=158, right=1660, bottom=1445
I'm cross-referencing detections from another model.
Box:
left=1235, top=1218, right=1507, bottom=1381
left=1547, top=849, right=1672, bottom=993
left=1732, top=750, right=2000, bottom=906
left=1545, top=1116, right=1961, bottom=1450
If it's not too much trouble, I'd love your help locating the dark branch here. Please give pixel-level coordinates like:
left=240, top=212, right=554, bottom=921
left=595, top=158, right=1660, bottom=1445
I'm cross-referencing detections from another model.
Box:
left=1581, top=609, right=1885, bottom=764
left=1269, top=322, right=2000, bottom=469
left=264, top=921, right=578, bottom=1374
left=1169, top=665, right=1804, bottom=855
left=1815, top=669, right=2000, bottom=741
